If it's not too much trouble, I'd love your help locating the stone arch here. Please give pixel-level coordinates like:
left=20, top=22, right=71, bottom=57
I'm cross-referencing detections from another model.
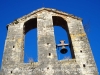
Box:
left=52, top=16, right=75, bottom=58
left=24, top=18, right=37, bottom=34
left=23, top=18, right=37, bottom=62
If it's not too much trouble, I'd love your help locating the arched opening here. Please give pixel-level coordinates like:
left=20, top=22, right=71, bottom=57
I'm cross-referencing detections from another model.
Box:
left=52, top=16, right=75, bottom=60
left=24, top=18, right=38, bottom=63
left=24, top=18, right=37, bottom=34
left=54, top=26, right=71, bottom=60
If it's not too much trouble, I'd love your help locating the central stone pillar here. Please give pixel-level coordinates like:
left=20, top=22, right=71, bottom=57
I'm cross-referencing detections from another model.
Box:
left=37, top=11, right=57, bottom=63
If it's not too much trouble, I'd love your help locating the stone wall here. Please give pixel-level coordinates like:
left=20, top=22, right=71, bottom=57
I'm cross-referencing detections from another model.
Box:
left=0, top=8, right=98, bottom=75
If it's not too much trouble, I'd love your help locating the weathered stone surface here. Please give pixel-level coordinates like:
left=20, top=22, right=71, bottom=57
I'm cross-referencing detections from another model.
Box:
left=0, top=8, right=98, bottom=75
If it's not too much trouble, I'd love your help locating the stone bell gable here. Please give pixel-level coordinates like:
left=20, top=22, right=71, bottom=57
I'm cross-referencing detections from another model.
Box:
left=0, top=8, right=98, bottom=75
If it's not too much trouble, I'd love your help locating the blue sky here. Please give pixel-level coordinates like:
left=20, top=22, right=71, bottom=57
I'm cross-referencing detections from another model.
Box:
left=0, top=0, right=100, bottom=73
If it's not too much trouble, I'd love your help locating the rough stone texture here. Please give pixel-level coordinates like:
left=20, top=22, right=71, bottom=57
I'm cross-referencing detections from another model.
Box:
left=0, top=8, right=98, bottom=75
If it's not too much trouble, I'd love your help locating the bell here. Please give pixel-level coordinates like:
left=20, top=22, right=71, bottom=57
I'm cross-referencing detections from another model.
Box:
left=60, top=48, right=68, bottom=54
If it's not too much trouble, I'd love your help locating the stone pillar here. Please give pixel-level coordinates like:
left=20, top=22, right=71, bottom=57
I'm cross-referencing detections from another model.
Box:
left=37, top=11, right=57, bottom=63
left=2, top=23, right=24, bottom=69
left=67, top=18, right=98, bottom=75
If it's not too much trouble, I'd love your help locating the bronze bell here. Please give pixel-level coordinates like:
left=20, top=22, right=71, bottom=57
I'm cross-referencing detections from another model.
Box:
left=57, top=40, right=69, bottom=54
left=60, top=48, right=68, bottom=54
